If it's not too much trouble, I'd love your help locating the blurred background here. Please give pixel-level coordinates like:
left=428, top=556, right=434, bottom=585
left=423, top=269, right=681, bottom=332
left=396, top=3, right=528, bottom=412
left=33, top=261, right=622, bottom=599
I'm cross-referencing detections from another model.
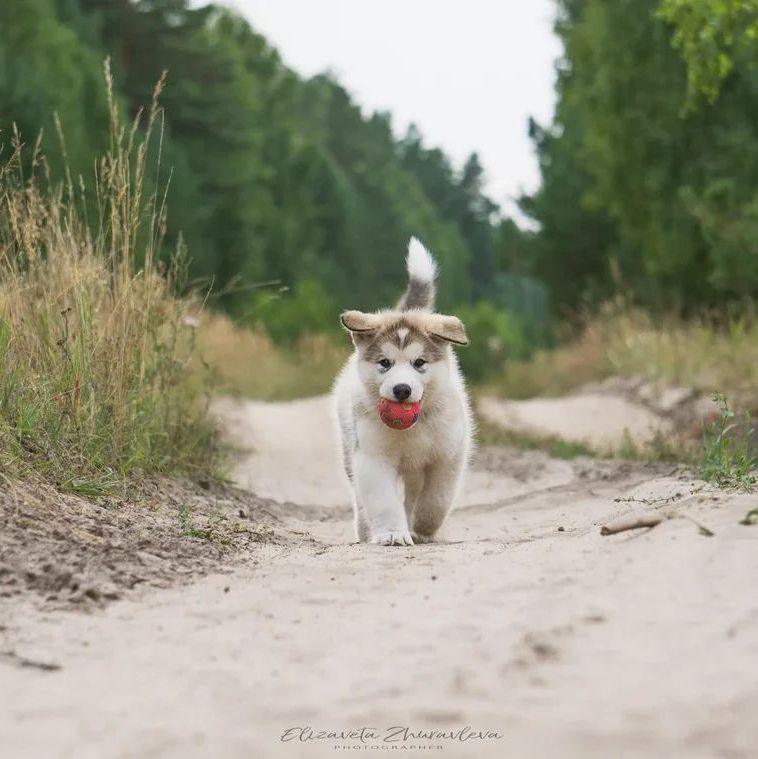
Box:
left=2, top=0, right=757, bottom=406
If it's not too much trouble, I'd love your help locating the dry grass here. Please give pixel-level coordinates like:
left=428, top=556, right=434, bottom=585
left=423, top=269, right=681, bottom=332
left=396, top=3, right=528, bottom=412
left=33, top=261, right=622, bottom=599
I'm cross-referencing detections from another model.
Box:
left=0, top=68, right=217, bottom=492
left=487, top=326, right=613, bottom=400
left=195, top=312, right=349, bottom=402
left=490, top=299, right=758, bottom=410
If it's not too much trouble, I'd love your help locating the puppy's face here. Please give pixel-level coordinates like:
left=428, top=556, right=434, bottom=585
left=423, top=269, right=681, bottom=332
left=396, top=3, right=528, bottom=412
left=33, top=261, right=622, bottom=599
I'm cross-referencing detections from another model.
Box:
left=340, top=311, right=468, bottom=403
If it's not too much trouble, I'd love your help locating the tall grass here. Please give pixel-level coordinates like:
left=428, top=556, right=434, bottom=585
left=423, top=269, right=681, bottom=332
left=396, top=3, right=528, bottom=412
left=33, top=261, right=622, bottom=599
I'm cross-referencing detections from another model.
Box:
left=0, top=67, right=216, bottom=492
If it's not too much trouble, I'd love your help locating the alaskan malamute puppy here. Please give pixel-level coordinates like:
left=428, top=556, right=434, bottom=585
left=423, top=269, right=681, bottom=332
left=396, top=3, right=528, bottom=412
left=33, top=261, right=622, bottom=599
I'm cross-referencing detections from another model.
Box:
left=333, top=237, right=473, bottom=546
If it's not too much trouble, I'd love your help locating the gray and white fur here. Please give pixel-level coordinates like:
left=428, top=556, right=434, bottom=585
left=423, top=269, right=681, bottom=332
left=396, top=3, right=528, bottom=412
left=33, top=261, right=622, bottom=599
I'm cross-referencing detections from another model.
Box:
left=332, top=237, right=473, bottom=546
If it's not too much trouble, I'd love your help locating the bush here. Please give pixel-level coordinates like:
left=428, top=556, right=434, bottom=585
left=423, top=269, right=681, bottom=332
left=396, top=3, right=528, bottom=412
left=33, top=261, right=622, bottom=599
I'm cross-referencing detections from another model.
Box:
left=455, top=301, right=528, bottom=382
left=248, top=278, right=340, bottom=346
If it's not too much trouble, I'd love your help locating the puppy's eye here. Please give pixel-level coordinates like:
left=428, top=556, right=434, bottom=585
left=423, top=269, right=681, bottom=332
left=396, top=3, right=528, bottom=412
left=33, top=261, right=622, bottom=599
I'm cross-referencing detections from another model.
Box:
left=413, top=358, right=427, bottom=369
left=378, top=358, right=392, bottom=369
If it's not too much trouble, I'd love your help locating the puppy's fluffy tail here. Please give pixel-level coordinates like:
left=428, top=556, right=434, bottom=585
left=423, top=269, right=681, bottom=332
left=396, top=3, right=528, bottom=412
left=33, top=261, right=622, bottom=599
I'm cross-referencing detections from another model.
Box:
left=396, top=237, right=438, bottom=311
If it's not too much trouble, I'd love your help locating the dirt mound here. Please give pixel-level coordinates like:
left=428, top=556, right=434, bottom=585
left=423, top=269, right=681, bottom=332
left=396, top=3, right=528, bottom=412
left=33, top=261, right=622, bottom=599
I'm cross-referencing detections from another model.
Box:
left=479, top=375, right=719, bottom=450
left=0, top=477, right=284, bottom=610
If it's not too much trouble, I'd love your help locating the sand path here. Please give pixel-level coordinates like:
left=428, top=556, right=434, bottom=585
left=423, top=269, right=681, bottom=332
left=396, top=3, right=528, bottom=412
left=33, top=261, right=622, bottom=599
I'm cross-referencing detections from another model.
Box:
left=2, top=395, right=757, bottom=759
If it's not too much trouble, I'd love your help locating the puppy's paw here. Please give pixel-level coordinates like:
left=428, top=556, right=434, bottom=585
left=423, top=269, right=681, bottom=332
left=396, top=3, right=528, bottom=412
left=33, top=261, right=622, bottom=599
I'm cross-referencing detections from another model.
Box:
left=371, top=530, right=414, bottom=546
left=410, top=531, right=437, bottom=544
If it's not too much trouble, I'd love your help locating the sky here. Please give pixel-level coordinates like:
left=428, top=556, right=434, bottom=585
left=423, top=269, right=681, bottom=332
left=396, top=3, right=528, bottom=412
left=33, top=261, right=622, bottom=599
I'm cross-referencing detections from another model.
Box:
left=216, top=0, right=561, bottom=218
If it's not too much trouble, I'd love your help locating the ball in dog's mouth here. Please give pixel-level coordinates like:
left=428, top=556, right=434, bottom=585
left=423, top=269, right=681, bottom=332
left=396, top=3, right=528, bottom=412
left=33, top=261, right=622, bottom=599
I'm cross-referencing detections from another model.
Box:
left=377, top=398, right=422, bottom=430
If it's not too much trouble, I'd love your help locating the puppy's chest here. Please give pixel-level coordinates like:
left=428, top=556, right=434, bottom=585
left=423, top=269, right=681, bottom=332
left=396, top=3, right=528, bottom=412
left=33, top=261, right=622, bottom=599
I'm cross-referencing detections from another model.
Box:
left=375, top=411, right=463, bottom=468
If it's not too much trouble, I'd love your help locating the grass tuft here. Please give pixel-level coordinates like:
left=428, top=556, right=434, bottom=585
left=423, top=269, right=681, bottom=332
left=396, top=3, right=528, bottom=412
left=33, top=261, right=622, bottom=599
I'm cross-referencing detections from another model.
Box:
left=699, top=393, right=756, bottom=490
left=0, top=65, right=217, bottom=486
left=611, top=429, right=682, bottom=464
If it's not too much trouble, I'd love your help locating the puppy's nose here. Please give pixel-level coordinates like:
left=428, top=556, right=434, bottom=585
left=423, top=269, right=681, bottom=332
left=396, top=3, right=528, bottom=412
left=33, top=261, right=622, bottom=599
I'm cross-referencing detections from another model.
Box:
left=393, top=383, right=412, bottom=401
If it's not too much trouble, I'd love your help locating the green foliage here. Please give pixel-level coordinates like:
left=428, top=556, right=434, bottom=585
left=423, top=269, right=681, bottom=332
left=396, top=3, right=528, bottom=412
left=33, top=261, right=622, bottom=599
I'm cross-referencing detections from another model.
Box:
left=659, top=0, right=758, bottom=104
left=249, top=279, right=339, bottom=346
left=0, top=0, right=510, bottom=330
left=399, top=130, right=496, bottom=301
left=0, top=0, right=549, bottom=410
left=519, top=111, right=621, bottom=313
left=700, top=393, right=756, bottom=490
left=13, top=0, right=758, bottom=396
left=455, top=302, right=528, bottom=382
left=0, top=0, right=110, bottom=177
left=523, top=0, right=758, bottom=314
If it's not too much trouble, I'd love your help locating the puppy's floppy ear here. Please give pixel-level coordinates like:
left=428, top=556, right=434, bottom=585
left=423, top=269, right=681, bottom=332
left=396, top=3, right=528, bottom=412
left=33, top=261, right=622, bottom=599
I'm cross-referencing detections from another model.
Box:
left=340, top=310, right=383, bottom=345
left=340, top=310, right=382, bottom=333
left=427, top=314, right=468, bottom=346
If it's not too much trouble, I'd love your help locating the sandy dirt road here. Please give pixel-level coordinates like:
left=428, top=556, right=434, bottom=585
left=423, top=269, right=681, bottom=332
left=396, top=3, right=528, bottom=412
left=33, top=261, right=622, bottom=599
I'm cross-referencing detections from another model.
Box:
left=2, top=395, right=758, bottom=759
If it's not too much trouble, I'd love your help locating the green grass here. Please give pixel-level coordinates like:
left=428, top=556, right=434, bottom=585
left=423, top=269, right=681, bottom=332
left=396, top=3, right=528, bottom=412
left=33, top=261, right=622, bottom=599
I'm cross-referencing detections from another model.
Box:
left=611, top=429, right=682, bottom=464
left=699, top=393, right=756, bottom=490
left=61, top=475, right=122, bottom=498
left=476, top=416, right=595, bottom=460
left=0, top=68, right=218, bottom=487
left=176, top=502, right=250, bottom=545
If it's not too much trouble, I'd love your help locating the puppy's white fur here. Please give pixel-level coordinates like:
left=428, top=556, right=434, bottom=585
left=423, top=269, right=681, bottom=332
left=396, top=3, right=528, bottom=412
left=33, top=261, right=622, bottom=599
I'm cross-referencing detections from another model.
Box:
left=332, top=238, right=473, bottom=546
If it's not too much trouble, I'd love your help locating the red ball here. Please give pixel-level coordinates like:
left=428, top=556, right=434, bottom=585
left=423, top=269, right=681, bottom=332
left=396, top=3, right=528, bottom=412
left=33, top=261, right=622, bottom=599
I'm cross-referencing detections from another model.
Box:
left=377, top=398, right=422, bottom=430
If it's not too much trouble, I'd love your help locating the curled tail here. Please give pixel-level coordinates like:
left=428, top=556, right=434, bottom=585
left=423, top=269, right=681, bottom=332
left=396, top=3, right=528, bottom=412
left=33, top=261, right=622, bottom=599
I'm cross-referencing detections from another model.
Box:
left=396, top=237, right=438, bottom=311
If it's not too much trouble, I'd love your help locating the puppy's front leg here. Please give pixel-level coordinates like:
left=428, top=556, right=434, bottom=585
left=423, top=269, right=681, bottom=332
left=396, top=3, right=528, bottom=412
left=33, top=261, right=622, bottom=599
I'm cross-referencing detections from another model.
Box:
left=354, top=451, right=413, bottom=546
left=411, top=455, right=465, bottom=543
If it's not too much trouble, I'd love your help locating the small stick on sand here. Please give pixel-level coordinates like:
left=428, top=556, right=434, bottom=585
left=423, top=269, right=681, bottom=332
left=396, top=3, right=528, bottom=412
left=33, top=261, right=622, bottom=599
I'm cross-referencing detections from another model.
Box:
left=600, top=516, right=665, bottom=536
left=600, top=513, right=714, bottom=537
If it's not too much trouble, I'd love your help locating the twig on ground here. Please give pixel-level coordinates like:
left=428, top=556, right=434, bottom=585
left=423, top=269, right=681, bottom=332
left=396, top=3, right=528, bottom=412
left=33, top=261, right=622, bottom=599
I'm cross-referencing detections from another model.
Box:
left=600, top=516, right=665, bottom=535
left=600, top=512, right=714, bottom=537
left=0, top=650, right=62, bottom=672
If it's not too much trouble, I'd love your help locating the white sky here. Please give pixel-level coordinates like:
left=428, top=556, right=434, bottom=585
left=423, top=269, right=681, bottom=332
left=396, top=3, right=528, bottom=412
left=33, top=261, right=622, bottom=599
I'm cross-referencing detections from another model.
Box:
left=216, top=0, right=561, bottom=218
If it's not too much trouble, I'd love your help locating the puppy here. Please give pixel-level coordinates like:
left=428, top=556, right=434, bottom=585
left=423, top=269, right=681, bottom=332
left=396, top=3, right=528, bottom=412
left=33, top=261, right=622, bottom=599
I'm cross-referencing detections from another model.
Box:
left=332, top=237, right=473, bottom=545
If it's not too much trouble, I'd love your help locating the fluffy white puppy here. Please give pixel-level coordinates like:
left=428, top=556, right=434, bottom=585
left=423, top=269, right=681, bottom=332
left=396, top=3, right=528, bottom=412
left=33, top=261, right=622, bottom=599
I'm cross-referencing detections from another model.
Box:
left=332, top=237, right=473, bottom=546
